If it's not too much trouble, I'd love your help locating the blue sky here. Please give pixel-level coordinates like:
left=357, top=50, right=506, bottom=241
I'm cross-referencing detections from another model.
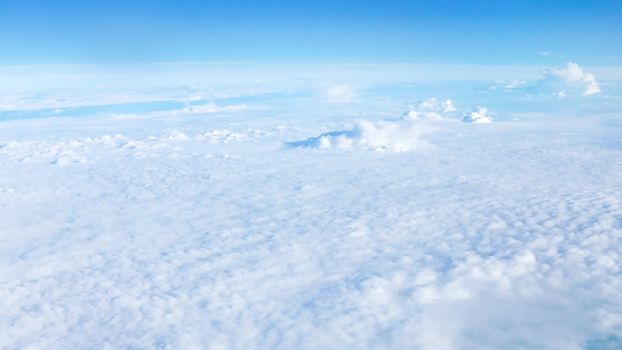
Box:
left=1, top=0, right=621, bottom=65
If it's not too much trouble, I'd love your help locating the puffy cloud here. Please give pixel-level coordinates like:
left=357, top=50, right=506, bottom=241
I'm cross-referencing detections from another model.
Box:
left=404, top=98, right=457, bottom=121
left=288, top=98, right=496, bottom=153
left=463, top=107, right=493, bottom=123
left=541, top=62, right=601, bottom=97
left=287, top=119, right=437, bottom=152
left=404, top=98, right=493, bottom=124
left=489, top=62, right=601, bottom=98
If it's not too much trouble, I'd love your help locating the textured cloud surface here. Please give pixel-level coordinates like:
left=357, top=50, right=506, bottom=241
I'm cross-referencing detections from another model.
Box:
left=2, top=110, right=621, bottom=350
left=1, top=66, right=622, bottom=350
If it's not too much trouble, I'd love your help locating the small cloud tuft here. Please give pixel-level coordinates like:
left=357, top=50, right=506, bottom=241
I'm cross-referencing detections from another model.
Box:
left=463, top=107, right=493, bottom=124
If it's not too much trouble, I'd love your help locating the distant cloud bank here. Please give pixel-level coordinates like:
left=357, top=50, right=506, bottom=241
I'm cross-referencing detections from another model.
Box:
left=541, top=62, right=601, bottom=96
left=491, top=62, right=602, bottom=98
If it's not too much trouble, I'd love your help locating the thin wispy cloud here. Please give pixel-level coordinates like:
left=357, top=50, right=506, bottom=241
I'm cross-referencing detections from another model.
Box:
left=538, top=51, right=565, bottom=58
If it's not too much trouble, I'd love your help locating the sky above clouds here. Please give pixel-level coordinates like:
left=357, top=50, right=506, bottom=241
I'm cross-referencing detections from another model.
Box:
left=0, top=0, right=621, bottom=65
left=0, top=1, right=620, bottom=119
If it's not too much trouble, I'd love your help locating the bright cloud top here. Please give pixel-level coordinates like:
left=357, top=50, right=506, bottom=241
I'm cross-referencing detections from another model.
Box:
left=287, top=119, right=437, bottom=152
left=463, top=107, right=493, bottom=124
left=288, top=97, right=457, bottom=152
left=404, top=98, right=457, bottom=120
left=287, top=98, right=494, bottom=152
left=541, top=62, right=601, bottom=97
left=490, top=62, right=603, bottom=98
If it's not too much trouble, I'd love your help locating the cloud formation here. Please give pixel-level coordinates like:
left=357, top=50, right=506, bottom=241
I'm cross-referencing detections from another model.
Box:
left=404, top=98, right=457, bottom=120
left=287, top=119, right=436, bottom=152
left=541, top=62, right=601, bottom=96
left=490, top=62, right=601, bottom=98
left=463, top=107, right=493, bottom=123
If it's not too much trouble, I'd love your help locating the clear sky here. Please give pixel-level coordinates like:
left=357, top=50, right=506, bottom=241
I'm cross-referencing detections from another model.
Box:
left=0, top=0, right=621, bottom=65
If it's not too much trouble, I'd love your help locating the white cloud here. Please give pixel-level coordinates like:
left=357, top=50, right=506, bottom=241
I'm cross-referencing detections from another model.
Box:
left=463, top=107, right=493, bottom=123
left=489, top=62, right=602, bottom=98
left=404, top=98, right=457, bottom=121
left=541, top=62, right=601, bottom=96
left=287, top=119, right=437, bottom=152
left=3, top=89, right=622, bottom=350
left=289, top=97, right=464, bottom=152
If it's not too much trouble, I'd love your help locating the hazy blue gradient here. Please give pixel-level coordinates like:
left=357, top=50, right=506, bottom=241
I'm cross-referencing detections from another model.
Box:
left=1, top=0, right=621, bottom=64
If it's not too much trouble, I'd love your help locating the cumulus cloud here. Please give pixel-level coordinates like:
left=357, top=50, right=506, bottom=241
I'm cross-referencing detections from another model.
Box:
left=288, top=97, right=495, bottom=152
left=287, top=119, right=437, bottom=152
left=404, top=98, right=457, bottom=120
left=541, top=62, right=601, bottom=96
left=463, top=107, right=493, bottom=123
left=489, top=62, right=601, bottom=98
